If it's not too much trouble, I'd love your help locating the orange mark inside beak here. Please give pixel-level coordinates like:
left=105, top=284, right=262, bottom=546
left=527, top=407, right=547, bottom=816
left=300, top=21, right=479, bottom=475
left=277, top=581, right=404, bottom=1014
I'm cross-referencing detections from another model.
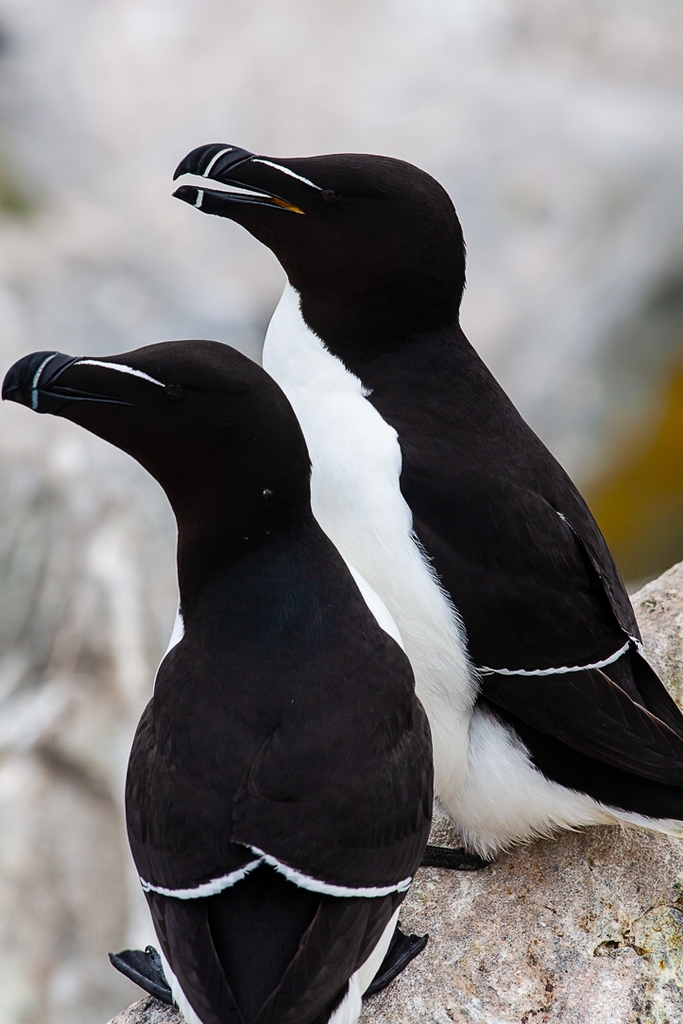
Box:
left=270, top=197, right=305, bottom=215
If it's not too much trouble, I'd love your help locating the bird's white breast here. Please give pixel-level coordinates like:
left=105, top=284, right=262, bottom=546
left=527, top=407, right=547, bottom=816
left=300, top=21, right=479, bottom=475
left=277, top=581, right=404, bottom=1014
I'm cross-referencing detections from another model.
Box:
left=262, top=284, right=477, bottom=793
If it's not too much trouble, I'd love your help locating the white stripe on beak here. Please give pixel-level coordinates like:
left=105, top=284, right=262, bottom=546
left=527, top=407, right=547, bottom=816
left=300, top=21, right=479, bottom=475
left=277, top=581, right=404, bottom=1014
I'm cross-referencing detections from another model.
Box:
left=202, top=147, right=235, bottom=178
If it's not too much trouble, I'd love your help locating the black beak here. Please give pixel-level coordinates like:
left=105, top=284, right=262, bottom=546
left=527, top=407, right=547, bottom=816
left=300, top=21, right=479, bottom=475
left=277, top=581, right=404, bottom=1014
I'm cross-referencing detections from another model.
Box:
left=172, top=143, right=305, bottom=217
left=3, top=351, right=133, bottom=414
left=173, top=143, right=255, bottom=182
left=3, top=351, right=78, bottom=412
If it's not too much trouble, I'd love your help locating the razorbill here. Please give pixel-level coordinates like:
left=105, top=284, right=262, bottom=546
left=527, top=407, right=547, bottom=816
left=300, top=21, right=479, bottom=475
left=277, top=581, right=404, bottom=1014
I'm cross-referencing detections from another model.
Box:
left=172, top=143, right=683, bottom=860
left=3, top=342, right=433, bottom=1024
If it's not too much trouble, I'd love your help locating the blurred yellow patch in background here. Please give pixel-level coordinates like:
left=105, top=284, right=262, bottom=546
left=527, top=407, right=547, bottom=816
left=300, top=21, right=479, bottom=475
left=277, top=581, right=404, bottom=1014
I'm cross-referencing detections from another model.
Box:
left=588, top=357, right=683, bottom=586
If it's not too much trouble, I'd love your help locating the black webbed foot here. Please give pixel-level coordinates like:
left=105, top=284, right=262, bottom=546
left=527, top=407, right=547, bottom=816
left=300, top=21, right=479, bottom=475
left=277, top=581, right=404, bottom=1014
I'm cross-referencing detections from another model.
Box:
left=421, top=844, right=493, bottom=870
left=363, top=926, right=428, bottom=998
left=109, top=945, right=174, bottom=1005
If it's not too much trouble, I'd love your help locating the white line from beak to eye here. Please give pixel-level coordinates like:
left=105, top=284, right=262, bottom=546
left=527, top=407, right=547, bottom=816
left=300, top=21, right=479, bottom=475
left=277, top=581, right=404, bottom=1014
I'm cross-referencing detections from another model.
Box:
left=76, top=360, right=165, bottom=387
left=202, top=147, right=234, bottom=177
left=251, top=159, right=323, bottom=191
left=31, top=353, right=59, bottom=410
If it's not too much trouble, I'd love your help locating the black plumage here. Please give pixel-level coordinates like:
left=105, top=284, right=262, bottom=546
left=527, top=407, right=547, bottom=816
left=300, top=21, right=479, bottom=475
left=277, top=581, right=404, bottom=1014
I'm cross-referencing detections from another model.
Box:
left=3, top=341, right=432, bottom=1023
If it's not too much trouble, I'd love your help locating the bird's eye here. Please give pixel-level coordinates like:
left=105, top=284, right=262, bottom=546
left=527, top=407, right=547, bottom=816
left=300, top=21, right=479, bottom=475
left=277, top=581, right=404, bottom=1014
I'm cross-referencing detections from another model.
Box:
left=163, top=384, right=185, bottom=399
left=320, top=190, right=340, bottom=203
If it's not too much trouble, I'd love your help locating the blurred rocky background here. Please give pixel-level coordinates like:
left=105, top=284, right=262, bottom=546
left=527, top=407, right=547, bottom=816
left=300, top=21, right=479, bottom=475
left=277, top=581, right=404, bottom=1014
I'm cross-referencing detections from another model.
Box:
left=0, top=1, right=681, bottom=1022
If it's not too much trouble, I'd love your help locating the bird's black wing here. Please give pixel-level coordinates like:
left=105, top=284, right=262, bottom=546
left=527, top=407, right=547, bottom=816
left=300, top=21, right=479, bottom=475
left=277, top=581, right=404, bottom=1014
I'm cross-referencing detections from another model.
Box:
left=147, top=889, right=243, bottom=1024
left=400, top=464, right=683, bottom=789
left=365, top=334, right=641, bottom=671
left=402, top=467, right=630, bottom=673
left=483, top=666, right=683, bottom=783
left=254, top=889, right=405, bottom=1024
left=231, top=640, right=433, bottom=890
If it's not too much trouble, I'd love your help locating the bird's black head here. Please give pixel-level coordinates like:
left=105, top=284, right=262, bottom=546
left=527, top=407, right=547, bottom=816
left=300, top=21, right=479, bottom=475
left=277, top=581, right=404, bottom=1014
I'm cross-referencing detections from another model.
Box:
left=173, top=145, right=466, bottom=354
left=3, top=342, right=312, bottom=596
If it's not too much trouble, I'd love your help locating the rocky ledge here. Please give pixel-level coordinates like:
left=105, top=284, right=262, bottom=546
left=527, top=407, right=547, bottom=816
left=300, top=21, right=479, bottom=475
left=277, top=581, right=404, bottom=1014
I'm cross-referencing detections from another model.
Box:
left=109, top=562, right=683, bottom=1024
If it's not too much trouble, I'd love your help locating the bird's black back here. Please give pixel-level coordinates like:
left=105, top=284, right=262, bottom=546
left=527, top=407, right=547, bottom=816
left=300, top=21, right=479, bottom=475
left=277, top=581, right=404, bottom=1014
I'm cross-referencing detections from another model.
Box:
left=126, top=516, right=432, bottom=1023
